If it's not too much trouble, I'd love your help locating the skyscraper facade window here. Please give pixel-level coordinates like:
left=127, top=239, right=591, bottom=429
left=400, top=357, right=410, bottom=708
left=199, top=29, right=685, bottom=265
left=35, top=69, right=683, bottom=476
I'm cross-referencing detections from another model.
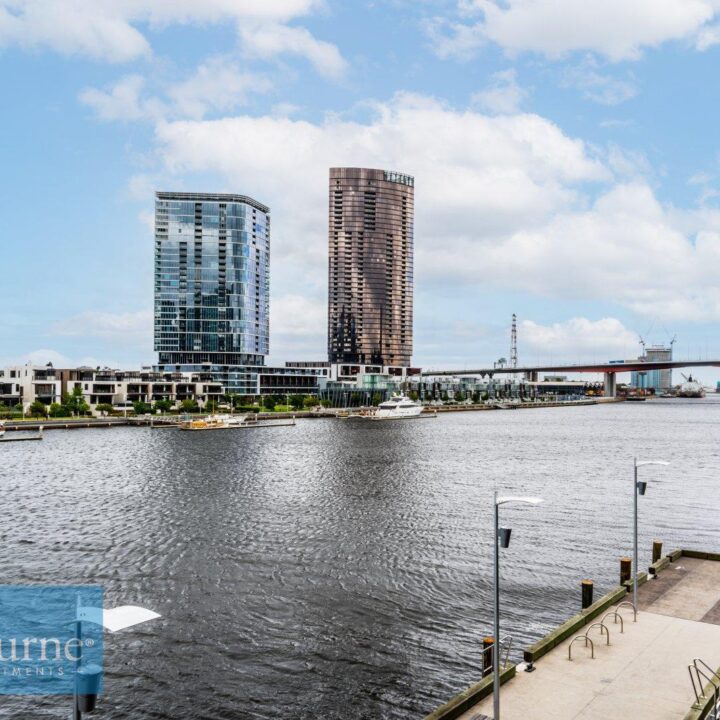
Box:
left=328, top=168, right=414, bottom=367
left=154, top=192, right=270, bottom=392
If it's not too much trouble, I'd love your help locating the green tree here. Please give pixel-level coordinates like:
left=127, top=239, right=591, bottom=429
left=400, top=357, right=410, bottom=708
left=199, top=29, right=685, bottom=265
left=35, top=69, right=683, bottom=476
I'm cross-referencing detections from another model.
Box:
left=262, top=396, right=276, bottom=411
left=62, top=387, right=90, bottom=416
left=133, top=400, right=152, bottom=415
left=154, top=399, right=173, bottom=414
left=48, top=403, right=65, bottom=418
left=408, top=390, right=419, bottom=402
left=180, top=399, right=199, bottom=414
left=454, top=391, right=465, bottom=402
left=320, top=399, right=331, bottom=408
left=205, top=398, right=219, bottom=413
left=303, top=395, right=318, bottom=409
left=371, top=392, right=382, bottom=407
left=27, top=400, right=48, bottom=418
left=289, top=395, right=304, bottom=410
left=441, top=390, right=449, bottom=402
left=95, top=403, right=114, bottom=416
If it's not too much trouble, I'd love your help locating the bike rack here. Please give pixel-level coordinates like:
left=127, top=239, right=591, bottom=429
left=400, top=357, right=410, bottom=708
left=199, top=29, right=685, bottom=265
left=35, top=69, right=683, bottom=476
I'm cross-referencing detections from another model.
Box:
left=584, top=621, right=610, bottom=646
left=694, top=658, right=720, bottom=687
left=690, top=663, right=720, bottom=720
left=689, top=664, right=703, bottom=706
left=601, top=610, right=624, bottom=633
left=568, top=635, right=594, bottom=661
left=616, top=601, right=637, bottom=622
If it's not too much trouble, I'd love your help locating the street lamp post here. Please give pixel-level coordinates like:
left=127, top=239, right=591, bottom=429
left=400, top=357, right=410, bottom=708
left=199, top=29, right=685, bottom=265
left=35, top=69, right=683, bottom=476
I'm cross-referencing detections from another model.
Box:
left=633, top=459, right=669, bottom=611
left=493, top=493, right=543, bottom=720
left=73, top=604, right=161, bottom=719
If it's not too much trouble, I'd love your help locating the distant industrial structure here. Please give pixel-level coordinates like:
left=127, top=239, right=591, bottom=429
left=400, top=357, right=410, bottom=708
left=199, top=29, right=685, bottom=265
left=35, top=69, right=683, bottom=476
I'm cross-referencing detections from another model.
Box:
left=630, top=345, right=673, bottom=392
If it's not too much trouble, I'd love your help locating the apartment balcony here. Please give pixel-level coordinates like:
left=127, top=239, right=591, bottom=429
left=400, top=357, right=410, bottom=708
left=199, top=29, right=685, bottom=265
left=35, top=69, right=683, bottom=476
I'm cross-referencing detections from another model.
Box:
left=92, top=384, right=115, bottom=394
left=151, top=384, right=174, bottom=394
left=127, top=384, right=150, bottom=394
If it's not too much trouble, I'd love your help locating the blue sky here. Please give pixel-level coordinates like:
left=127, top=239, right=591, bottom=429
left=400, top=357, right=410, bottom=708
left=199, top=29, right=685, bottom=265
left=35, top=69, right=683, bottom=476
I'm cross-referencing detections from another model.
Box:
left=2, top=0, right=720, bottom=383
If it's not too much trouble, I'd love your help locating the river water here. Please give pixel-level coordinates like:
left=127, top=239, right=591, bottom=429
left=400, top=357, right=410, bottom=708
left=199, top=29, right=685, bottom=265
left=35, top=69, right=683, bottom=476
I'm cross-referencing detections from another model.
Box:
left=2, top=397, right=719, bottom=719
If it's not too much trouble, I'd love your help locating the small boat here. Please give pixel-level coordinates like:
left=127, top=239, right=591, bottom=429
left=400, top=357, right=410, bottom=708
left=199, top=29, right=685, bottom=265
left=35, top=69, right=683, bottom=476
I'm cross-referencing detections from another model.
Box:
left=178, top=413, right=291, bottom=431
left=0, top=421, right=4, bottom=438
left=179, top=414, right=227, bottom=431
left=371, top=394, right=423, bottom=420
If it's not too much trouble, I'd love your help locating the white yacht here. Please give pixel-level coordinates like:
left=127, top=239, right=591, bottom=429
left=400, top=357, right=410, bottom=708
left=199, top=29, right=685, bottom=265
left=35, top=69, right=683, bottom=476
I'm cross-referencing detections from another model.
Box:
left=677, top=375, right=705, bottom=398
left=372, top=394, right=423, bottom=420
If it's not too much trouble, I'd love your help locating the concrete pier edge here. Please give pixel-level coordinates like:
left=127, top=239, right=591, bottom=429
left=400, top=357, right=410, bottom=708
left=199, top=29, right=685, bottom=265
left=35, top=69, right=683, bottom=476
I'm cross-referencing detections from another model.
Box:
left=422, top=664, right=516, bottom=720
left=425, top=548, right=719, bottom=720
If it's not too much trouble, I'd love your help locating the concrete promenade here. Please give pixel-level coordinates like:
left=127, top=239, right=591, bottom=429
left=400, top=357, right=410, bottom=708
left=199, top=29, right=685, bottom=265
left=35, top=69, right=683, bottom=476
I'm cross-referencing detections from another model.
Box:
left=461, top=557, right=720, bottom=720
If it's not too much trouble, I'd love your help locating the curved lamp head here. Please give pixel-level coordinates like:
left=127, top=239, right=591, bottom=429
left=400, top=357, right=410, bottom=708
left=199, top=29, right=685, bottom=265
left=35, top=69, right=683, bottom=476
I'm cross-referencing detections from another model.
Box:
left=77, top=605, right=161, bottom=633
left=496, top=496, right=543, bottom=506
left=635, top=460, right=670, bottom=468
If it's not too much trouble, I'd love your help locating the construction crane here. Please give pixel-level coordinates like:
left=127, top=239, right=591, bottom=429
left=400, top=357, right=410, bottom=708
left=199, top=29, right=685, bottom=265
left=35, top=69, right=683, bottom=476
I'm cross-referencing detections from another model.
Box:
left=510, top=314, right=518, bottom=369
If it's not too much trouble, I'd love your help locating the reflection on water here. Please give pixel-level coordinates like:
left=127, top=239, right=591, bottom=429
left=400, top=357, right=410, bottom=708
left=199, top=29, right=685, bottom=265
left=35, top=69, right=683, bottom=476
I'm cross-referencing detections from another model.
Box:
left=2, top=397, right=719, bottom=718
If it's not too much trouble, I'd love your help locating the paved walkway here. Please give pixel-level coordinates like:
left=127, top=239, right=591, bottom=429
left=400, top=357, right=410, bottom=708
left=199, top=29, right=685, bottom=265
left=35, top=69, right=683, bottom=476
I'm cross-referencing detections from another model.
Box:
left=461, top=557, right=720, bottom=720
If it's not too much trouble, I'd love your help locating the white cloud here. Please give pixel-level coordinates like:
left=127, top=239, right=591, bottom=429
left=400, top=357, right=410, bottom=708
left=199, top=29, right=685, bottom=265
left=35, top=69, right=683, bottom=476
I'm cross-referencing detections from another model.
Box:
left=471, top=68, right=527, bottom=113
left=79, top=75, right=164, bottom=121
left=0, top=1, right=150, bottom=62
left=429, top=0, right=720, bottom=61
left=424, top=15, right=486, bottom=60
left=271, top=294, right=326, bottom=337
left=238, top=22, right=348, bottom=79
left=563, top=58, right=637, bottom=105
left=80, top=59, right=271, bottom=122
left=268, top=294, right=326, bottom=362
left=50, top=310, right=152, bottom=342
left=168, top=58, right=272, bottom=119
left=453, top=183, right=720, bottom=321
left=148, top=93, right=720, bottom=323
left=521, top=317, right=638, bottom=357
left=0, top=0, right=339, bottom=70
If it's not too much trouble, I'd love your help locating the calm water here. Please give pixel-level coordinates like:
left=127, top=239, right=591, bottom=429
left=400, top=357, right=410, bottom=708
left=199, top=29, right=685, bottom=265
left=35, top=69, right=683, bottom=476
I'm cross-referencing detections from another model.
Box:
left=2, top=398, right=720, bottom=719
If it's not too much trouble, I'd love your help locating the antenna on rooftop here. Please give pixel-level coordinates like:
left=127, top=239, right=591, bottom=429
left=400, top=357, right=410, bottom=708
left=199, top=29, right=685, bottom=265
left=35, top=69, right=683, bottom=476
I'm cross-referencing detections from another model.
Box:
left=510, top=314, right=518, bottom=369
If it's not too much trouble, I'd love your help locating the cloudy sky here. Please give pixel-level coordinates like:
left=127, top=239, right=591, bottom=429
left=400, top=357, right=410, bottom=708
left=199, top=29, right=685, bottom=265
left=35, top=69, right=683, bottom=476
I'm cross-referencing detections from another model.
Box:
left=2, top=0, right=720, bottom=382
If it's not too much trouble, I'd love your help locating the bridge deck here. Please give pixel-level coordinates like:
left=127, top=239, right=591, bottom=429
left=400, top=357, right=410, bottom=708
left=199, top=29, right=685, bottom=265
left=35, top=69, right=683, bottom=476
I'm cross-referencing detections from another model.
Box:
left=422, top=360, right=720, bottom=376
left=461, top=557, right=720, bottom=720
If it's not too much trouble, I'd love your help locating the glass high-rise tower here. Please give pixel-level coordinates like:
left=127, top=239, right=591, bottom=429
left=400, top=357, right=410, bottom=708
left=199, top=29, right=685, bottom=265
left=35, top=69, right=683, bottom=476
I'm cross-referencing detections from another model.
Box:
left=154, top=192, right=270, bottom=392
left=328, top=168, right=414, bottom=367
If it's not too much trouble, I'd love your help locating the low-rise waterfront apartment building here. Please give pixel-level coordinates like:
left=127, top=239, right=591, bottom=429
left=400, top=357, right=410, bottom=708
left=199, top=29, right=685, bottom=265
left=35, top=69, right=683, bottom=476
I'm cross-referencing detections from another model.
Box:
left=0, top=364, right=225, bottom=411
left=0, top=363, right=328, bottom=413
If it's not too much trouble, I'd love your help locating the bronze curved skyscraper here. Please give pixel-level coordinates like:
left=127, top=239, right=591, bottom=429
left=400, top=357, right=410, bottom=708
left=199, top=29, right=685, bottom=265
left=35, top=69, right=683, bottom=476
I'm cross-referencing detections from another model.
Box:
left=328, top=167, right=414, bottom=367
